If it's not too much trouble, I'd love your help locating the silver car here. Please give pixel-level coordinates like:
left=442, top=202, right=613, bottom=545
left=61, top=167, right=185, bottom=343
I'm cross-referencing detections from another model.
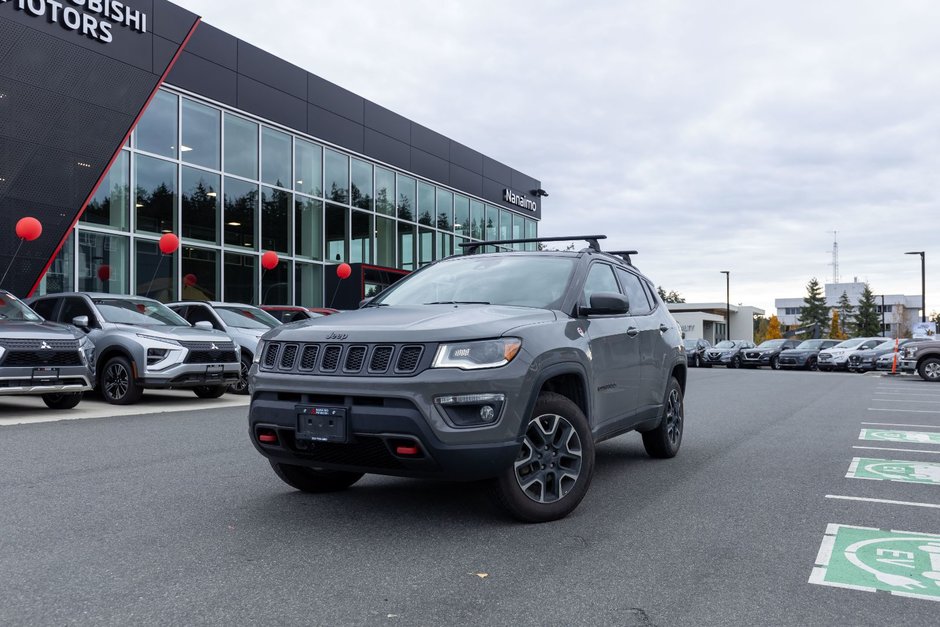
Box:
left=27, top=293, right=240, bottom=405
left=168, top=302, right=282, bottom=394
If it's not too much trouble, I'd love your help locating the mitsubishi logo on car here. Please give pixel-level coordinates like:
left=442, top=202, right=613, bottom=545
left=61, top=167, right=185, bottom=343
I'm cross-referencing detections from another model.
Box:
left=211, top=343, right=219, bottom=351
left=40, top=341, right=51, bottom=350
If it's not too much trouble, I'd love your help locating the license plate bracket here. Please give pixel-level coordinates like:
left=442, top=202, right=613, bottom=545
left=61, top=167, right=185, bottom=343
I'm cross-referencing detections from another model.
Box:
left=205, top=364, right=223, bottom=380
left=296, top=406, right=348, bottom=443
left=31, top=367, right=60, bottom=383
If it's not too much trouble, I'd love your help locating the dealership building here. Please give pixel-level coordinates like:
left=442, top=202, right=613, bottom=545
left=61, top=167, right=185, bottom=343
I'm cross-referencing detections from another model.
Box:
left=0, top=0, right=543, bottom=307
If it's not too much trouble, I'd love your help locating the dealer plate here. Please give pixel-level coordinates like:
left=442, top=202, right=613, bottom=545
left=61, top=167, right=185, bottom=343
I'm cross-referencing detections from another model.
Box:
left=31, top=367, right=60, bottom=382
left=296, top=406, right=347, bottom=443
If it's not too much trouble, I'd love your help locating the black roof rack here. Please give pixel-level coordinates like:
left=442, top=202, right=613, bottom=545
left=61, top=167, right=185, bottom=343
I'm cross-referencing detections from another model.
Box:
left=459, top=235, right=606, bottom=256
left=608, top=250, right=638, bottom=265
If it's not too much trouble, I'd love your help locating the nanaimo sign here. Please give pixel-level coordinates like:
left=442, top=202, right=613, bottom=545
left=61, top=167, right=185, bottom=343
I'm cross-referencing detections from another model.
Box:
left=1, top=0, right=148, bottom=43
left=503, top=188, right=538, bottom=212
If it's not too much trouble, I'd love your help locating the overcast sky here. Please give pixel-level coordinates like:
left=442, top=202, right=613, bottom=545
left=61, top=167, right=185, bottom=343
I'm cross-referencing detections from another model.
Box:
left=173, top=0, right=940, bottom=315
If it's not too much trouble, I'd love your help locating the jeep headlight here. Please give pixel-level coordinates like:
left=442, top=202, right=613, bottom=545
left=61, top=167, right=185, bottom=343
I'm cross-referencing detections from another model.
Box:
left=432, top=338, right=522, bottom=370
left=253, top=341, right=266, bottom=365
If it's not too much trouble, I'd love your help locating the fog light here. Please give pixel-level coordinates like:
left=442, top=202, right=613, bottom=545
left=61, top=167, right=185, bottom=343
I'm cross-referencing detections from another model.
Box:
left=435, top=393, right=505, bottom=428
left=480, top=405, right=496, bottom=423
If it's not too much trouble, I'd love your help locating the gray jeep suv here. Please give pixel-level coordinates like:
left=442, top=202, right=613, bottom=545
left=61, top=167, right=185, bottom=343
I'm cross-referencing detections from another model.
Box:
left=0, top=290, right=94, bottom=409
left=248, top=236, right=687, bottom=522
left=28, top=293, right=240, bottom=405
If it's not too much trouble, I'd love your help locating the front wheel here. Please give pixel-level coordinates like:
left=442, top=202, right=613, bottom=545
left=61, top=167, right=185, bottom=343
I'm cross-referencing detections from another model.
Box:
left=100, top=356, right=143, bottom=405
left=42, top=392, right=83, bottom=410
left=692, top=355, right=700, bottom=368
left=228, top=355, right=251, bottom=395
left=729, top=355, right=741, bottom=369
left=269, top=462, right=364, bottom=492
left=807, top=357, right=818, bottom=371
left=918, top=357, right=940, bottom=382
left=493, top=391, right=595, bottom=523
left=770, top=356, right=780, bottom=370
left=642, top=377, right=684, bottom=458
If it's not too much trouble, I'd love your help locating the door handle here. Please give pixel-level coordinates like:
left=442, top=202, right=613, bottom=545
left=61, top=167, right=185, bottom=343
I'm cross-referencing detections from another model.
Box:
left=626, top=327, right=639, bottom=338
left=659, top=324, right=670, bottom=334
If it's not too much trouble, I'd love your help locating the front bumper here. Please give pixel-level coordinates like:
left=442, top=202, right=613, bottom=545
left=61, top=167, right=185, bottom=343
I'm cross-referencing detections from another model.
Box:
left=817, top=356, right=848, bottom=370
left=778, top=354, right=809, bottom=368
left=141, top=362, right=240, bottom=389
left=898, top=359, right=918, bottom=373
left=0, top=365, right=93, bottom=396
left=741, top=354, right=773, bottom=366
left=248, top=357, right=536, bottom=481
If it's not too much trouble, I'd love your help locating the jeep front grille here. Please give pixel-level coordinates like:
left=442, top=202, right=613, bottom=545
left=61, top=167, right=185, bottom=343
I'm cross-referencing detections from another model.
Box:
left=259, top=342, right=433, bottom=377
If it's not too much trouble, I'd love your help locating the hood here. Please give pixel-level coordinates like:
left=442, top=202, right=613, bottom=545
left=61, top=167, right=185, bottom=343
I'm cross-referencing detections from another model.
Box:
left=114, top=324, right=233, bottom=344
left=0, top=319, right=83, bottom=340
left=780, top=348, right=815, bottom=356
left=266, top=305, right=557, bottom=344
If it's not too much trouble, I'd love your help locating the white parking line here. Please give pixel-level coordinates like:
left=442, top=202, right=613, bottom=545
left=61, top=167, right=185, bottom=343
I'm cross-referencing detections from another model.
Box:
left=868, top=408, right=940, bottom=414
left=871, top=399, right=940, bottom=404
left=874, top=392, right=940, bottom=397
left=825, top=495, right=940, bottom=509
left=862, top=422, right=940, bottom=428
left=853, top=446, right=940, bottom=455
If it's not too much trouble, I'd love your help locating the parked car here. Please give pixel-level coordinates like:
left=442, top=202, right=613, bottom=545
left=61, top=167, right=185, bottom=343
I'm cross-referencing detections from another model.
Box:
left=168, top=302, right=282, bottom=394
left=702, top=340, right=755, bottom=368
left=899, top=340, right=940, bottom=381
left=0, top=289, right=94, bottom=409
left=683, top=338, right=711, bottom=367
left=27, top=293, right=240, bottom=405
left=260, top=306, right=330, bottom=323
left=739, top=338, right=801, bottom=369
left=848, top=338, right=924, bottom=373
left=248, top=236, right=687, bottom=522
left=816, top=337, right=885, bottom=372
left=777, top=339, right=840, bottom=371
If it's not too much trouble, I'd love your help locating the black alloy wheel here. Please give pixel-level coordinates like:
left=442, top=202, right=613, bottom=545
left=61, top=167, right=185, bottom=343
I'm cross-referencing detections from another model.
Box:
left=493, top=391, right=595, bottom=523
left=730, top=355, right=741, bottom=368
left=642, top=377, right=684, bottom=458
left=229, top=355, right=251, bottom=395
left=101, top=356, right=143, bottom=405
left=770, top=356, right=780, bottom=370
left=807, top=357, right=818, bottom=371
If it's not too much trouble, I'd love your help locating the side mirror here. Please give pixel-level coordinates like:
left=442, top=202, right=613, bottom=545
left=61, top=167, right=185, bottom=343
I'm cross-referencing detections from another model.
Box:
left=580, top=292, right=629, bottom=316
left=72, top=315, right=90, bottom=329
left=194, top=321, right=213, bottom=330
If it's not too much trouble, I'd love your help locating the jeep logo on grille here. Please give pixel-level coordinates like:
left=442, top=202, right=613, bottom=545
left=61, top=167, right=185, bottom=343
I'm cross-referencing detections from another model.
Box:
left=326, top=332, right=348, bottom=341
left=40, top=342, right=51, bottom=350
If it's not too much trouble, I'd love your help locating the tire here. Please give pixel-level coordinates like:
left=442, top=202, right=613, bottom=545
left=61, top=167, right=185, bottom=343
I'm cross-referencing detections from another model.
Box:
left=41, top=392, right=83, bottom=410
left=918, top=357, right=940, bottom=382
left=269, top=461, right=363, bottom=492
left=642, top=377, right=684, bottom=459
left=729, top=355, right=741, bottom=369
left=100, top=355, right=143, bottom=405
left=692, top=355, right=700, bottom=368
left=228, top=355, right=251, bottom=395
left=193, top=385, right=227, bottom=399
left=807, top=357, right=818, bottom=371
left=493, top=391, right=595, bottom=523
left=770, top=356, right=780, bottom=371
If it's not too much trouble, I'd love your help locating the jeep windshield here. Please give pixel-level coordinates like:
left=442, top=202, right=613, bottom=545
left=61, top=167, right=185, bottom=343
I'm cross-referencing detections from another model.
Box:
left=94, top=298, right=189, bottom=326
left=0, top=291, right=42, bottom=322
left=371, top=255, right=577, bottom=309
left=215, top=306, right=280, bottom=330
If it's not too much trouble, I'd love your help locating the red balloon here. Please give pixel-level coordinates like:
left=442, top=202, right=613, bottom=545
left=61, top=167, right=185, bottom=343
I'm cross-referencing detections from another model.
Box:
left=183, top=273, right=198, bottom=287
left=159, top=233, right=179, bottom=255
left=15, top=217, right=42, bottom=241
left=261, top=250, right=279, bottom=271
left=97, top=265, right=111, bottom=281
left=336, top=263, right=352, bottom=280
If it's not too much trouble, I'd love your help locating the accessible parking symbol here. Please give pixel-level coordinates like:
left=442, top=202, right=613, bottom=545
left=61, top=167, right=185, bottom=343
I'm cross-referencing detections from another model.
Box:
left=847, top=458, right=940, bottom=486
left=858, top=429, right=940, bottom=445
left=810, top=524, right=940, bottom=601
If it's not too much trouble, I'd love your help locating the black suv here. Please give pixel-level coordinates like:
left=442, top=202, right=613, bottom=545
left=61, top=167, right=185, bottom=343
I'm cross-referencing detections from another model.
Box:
left=248, top=236, right=687, bottom=522
left=739, top=339, right=801, bottom=369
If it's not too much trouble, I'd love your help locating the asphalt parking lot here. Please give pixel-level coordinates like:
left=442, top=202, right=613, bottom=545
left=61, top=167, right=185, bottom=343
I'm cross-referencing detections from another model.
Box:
left=0, top=369, right=937, bottom=626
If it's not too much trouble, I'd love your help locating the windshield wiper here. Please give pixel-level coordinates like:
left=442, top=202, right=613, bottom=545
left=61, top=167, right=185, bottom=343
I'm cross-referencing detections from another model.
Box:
left=423, top=301, right=491, bottom=305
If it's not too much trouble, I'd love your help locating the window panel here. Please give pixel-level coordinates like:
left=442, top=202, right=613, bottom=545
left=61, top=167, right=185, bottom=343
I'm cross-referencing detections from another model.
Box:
left=419, top=227, right=433, bottom=266
left=181, top=246, right=219, bottom=301
left=351, top=159, right=373, bottom=210
left=436, top=232, right=452, bottom=260
left=135, top=238, right=177, bottom=302
left=83, top=150, right=129, bottom=230
left=136, top=90, right=178, bottom=158
left=261, top=186, right=291, bottom=254
left=79, top=232, right=129, bottom=295
left=295, top=139, right=322, bottom=197
left=436, top=189, right=453, bottom=230
left=351, top=210, right=373, bottom=264
left=39, top=233, right=74, bottom=295
left=224, top=252, right=258, bottom=304
left=135, top=155, right=177, bottom=235
left=295, top=262, right=323, bottom=307
left=261, top=127, right=292, bottom=188
left=325, top=149, right=349, bottom=204
left=181, top=167, right=219, bottom=244
left=616, top=268, right=652, bottom=315
left=512, top=213, right=524, bottom=250
left=498, top=209, right=511, bottom=241
left=417, top=182, right=434, bottom=226
left=224, top=177, right=259, bottom=249
left=375, top=216, right=395, bottom=267
left=295, top=196, right=323, bottom=260
left=224, top=114, right=258, bottom=179
left=484, top=205, right=499, bottom=241
left=375, top=167, right=395, bottom=216
left=398, top=222, right=415, bottom=270
left=261, top=259, right=291, bottom=305
left=525, top=219, right=537, bottom=251
left=470, top=200, right=485, bottom=240
left=454, top=195, right=470, bottom=238
left=325, top=203, right=348, bottom=262
left=181, top=98, right=220, bottom=169
left=397, top=174, right=415, bottom=221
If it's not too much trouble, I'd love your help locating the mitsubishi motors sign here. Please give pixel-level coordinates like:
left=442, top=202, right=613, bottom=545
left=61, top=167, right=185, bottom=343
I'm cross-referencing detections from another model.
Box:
left=0, top=0, right=148, bottom=43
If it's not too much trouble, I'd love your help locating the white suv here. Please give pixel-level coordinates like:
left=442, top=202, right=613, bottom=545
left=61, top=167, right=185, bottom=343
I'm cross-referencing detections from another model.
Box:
left=817, top=337, right=884, bottom=372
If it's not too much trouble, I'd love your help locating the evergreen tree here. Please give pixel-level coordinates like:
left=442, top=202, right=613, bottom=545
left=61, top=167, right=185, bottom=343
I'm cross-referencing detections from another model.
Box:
left=798, top=277, right=830, bottom=334
left=836, top=291, right=854, bottom=335
left=656, top=287, right=685, bottom=303
left=765, top=315, right=782, bottom=340
left=853, top=283, right=881, bottom=337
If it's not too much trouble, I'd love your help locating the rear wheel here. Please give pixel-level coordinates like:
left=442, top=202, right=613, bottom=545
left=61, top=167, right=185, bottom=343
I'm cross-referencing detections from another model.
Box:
left=269, top=461, right=364, bottom=492
left=41, top=392, right=83, bottom=410
left=493, top=391, right=594, bottom=523
left=100, top=356, right=143, bottom=405
left=642, top=377, right=684, bottom=458
left=807, top=357, right=818, bottom=371
left=770, top=356, right=780, bottom=370
left=193, top=385, right=227, bottom=399
left=918, top=357, right=940, bottom=382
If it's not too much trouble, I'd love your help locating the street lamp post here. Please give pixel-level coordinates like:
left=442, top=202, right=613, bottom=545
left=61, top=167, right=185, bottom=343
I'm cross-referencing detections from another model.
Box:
left=905, top=251, right=926, bottom=323
left=720, top=270, right=730, bottom=341
left=878, top=294, right=886, bottom=337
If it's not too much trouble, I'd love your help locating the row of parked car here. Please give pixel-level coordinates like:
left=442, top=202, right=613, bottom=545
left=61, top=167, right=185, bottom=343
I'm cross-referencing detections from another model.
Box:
left=0, top=288, right=339, bottom=410
left=684, top=336, right=937, bottom=378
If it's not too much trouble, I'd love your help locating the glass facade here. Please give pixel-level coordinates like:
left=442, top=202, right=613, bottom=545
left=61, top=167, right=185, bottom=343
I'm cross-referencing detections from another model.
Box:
left=42, top=87, right=538, bottom=304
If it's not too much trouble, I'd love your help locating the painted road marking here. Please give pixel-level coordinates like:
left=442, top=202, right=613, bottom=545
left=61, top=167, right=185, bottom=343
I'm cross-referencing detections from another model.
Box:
left=872, top=399, right=940, bottom=404
left=810, top=524, right=940, bottom=601
left=874, top=392, right=940, bottom=397
left=846, top=458, right=940, bottom=485
left=862, top=423, right=939, bottom=428
left=854, top=446, right=940, bottom=456
left=868, top=409, right=940, bottom=414
left=825, top=495, right=940, bottom=509
left=859, top=429, right=940, bottom=444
